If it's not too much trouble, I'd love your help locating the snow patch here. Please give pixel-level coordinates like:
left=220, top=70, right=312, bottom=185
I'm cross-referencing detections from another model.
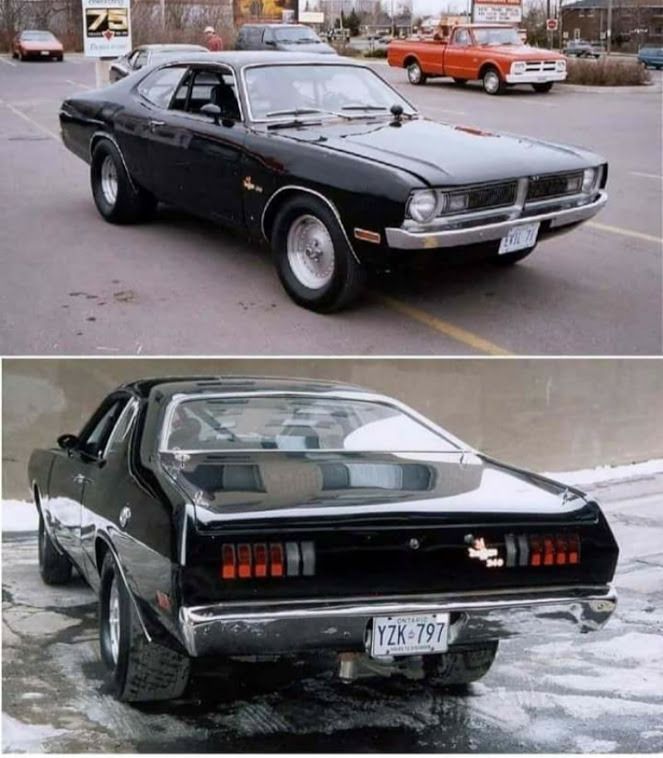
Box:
left=1, top=713, right=68, bottom=752
left=588, top=632, right=663, bottom=664
left=575, top=735, right=618, bottom=752
left=2, top=501, right=39, bottom=533
left=543, top=458, right=663, bottom=487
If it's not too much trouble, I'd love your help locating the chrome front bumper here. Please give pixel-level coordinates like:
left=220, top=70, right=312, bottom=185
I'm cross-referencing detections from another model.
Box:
left=505, top=71, right=567, bottom=84
left=385, top=191, right=607, bottom=250
left=179, top=584, right=617, bottom=657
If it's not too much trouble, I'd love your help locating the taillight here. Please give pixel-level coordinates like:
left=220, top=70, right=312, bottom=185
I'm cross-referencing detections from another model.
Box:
left=220, top=541, right=315, bottom=580
left=527, top=533, right=580, bottom=567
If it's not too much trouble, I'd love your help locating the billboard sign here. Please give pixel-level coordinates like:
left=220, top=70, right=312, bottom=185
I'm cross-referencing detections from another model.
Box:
left=472, top=0, right=522, bottom=24
left=82, top=0, right=131, bottom=57
left=299, top=0, right=324, bottom=23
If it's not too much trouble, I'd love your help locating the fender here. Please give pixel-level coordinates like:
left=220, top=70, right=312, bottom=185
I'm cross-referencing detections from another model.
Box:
left=96, top=531, right=152, bottom=643
left=32, top=481, right=66, bottom=556
left=89, top=130, right=138, bottom=193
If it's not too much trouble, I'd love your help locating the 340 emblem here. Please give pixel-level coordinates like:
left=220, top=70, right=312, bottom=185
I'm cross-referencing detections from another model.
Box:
left=465, top=535, right=505, bottom=568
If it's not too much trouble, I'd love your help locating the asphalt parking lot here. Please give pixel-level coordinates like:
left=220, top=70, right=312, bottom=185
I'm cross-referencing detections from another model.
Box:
left=0, top=55, right=661, bottom=356
left=3, top=465, right=663, bottom=752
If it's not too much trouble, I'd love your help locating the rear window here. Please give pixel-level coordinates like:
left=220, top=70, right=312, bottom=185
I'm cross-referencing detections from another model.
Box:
left=161, top=395, right=458, bottom=452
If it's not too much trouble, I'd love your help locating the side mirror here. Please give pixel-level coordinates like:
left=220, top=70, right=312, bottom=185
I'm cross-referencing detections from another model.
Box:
left=200, top=102, right=222, bottom=124
left=57, top=433, right=78, bottom=451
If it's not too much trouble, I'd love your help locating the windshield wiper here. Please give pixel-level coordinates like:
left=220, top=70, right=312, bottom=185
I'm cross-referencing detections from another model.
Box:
left=341, top=105, right=416, bottom=119
left=265, top=108, right=327, bottom=118
left=265, top=108, right=355, bottom=126
left=267, top=118, right=323, bottom=130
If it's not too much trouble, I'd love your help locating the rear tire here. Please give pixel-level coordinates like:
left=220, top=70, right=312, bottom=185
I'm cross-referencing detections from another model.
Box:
left=91, top=139, right=157, bottom=224
left=99, top=553, right=190, bottom=703
left=406, top=60, right=427, bottom=85
left=271, top=195, right=365, bottom=313
left=532, top=82, right=554, bottom=93
left=491, top=244, right=537, bottom=266
left=482, top=67, right=505, bottom=95
left=423, top=642, right=498, bottom=686
left=38, top=514, right=72, bottom=585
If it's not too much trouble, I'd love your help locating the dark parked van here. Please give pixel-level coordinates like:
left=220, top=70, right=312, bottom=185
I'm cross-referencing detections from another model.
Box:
left=236, top=24, right=336, bottom=54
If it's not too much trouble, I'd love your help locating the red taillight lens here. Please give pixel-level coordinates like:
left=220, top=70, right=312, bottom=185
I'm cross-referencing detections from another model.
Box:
left=568, top=534, right=580, bottom=564
left=270, top=543, right=284, bottom=577
left=237, top=543, right=252, bottom=579
left=556, top=536, right=568, bottom=565
left=253, top=543, right=268, bottom=578
left=543, top=536, right=555, bottom=566
left=530, top=537, right=543, bottom=566
left=221, top=544, right=236, bottom=579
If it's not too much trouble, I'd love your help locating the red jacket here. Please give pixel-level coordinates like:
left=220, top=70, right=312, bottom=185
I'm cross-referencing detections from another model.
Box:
left=206, top=34, right=223, bottom=51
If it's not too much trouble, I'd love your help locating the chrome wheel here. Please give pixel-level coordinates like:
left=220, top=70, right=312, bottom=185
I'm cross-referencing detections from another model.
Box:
left=286, top=214, right=335, bottom=290
left=408, top=62, right=422, bottom=84
left=483, top=70, right=500, bottom=94
left=100, top=155, right=118, bottom=206
left=108, top=577, right=120, bottom=665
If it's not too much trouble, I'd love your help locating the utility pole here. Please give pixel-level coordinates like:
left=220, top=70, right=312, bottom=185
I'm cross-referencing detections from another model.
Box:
left=160, top=0, right=165, bottom=31
left=606, top=0, right=612, bottom=53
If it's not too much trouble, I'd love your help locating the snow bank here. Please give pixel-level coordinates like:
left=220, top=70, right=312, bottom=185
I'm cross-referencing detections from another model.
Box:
left=1, top=501, right=39, bottom=533
left=543, top=458, right=663, bottom=487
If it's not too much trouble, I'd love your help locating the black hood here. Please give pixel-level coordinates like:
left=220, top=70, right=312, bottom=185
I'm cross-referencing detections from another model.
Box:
left=276, top=117, right=604, bottom=186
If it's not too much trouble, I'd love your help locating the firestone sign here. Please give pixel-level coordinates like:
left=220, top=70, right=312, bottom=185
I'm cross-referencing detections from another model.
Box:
left=472, top=0, right=522, bottom=24
left=82, top=0, right=132, bottom=58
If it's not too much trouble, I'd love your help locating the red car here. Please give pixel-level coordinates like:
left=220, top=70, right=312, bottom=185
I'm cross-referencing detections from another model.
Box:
left=12, top=30, right=64, bottom=61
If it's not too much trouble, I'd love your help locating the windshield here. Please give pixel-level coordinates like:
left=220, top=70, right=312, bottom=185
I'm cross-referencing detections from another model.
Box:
left=273, top=27, right=320, bottom=43
left=22, top=31, right=56, bottom=41
left=161, top=395, right=458, bottom=452
left=473, top=27, right=523, bottom=46
left=244, top=64, right=415, bottom=121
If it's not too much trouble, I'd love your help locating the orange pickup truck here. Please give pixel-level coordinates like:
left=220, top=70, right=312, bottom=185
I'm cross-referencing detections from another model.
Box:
left=388, top=24, right=567, bottom=95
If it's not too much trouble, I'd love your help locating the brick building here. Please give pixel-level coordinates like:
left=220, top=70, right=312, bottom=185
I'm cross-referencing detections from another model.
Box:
left=562, top=0, right=663, bottom=51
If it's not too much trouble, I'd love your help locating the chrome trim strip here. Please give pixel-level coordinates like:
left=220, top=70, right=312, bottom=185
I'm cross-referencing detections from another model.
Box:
left=385, top=191, right=607, bottom=250
left=259, top=184, right=361, bottom=263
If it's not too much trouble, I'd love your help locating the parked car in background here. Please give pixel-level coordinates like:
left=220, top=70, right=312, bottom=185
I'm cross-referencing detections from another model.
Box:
left=562, top=40, right=602, bottom=58
left=12, top=30, right=63, bottom=61
left=638, top=45, right=663, bottom=69
left=109, top=44, right=209, bottom=82
left=388, top=24, right=567, bottom=94
left=29, top=375, right=619, bottom=703
left=236, top=24, right=336, bottom=54
left=59, top=53, right=607, bottom=312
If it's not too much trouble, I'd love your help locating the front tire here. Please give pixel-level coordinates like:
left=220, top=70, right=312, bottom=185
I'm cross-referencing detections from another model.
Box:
left=271, top=195, right=365, bottom=313
left=407, top=60, right=427, bottom=85
left=532, top=82, right=554, bottom=93
left=38, top=514, right=72, bottom=585
left=91, top=139, right=157, bottom=224
left=482, top=67, right=505, bottom=95
left=99, top=554, right=190, bottom=703
left=423, top=642, right=498, bottom=686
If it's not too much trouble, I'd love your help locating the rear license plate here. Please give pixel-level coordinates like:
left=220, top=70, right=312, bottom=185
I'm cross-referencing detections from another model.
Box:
left=371, top=613, right=449, bottom=657
left=40, top=51, right=49, bottom=56
left=499, top=222, right=540, bottom=254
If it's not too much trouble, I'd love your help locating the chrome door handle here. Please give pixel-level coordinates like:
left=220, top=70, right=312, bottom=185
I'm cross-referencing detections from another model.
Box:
left=73, top=474, right=91, bottom=485
left=119, top=506, right=132, bottom=529
left=149, top=119, right=165, bottom=130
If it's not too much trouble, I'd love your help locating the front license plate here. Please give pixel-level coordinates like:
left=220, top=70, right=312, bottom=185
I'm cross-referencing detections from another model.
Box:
left=371, top=613, right=449, bottom=657
left=499, top=222, right=540, bottom=254
left=40, top=51, right=49, bottom=56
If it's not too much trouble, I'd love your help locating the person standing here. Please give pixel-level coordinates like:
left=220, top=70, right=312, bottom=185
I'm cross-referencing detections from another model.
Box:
left=204, top=26, right=224, bottom=51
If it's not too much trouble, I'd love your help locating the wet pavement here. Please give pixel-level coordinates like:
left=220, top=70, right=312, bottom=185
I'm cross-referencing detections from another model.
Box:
left=2, top=470, right=663, bottom=752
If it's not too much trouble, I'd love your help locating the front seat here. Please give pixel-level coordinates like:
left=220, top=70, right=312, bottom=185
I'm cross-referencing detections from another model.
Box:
left=210, top=82, right=241, bottom=121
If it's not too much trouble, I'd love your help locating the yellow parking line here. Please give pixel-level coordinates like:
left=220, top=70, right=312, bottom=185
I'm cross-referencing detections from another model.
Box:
left=587, top=221, right=662, bottom=245
left=375, top=294, right=513, bottom=356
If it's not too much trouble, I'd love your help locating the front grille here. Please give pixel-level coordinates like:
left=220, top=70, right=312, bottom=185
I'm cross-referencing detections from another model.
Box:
left=448, top=181, right=518, bottom=214
left=524, top=61, right=558, bottom=72
left=527, top=172, right=583, bottom=202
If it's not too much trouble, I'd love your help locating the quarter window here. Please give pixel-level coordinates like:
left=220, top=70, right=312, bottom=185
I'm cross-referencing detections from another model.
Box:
left=138, top=65, right=187, bottom=109
left=79, top=399, right=128, bottom=458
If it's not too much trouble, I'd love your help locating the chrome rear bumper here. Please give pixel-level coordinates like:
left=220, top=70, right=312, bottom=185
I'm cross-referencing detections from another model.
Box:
left=179, top=584, right=617, bottom=657
left=385, top=191, right=607, bottom=250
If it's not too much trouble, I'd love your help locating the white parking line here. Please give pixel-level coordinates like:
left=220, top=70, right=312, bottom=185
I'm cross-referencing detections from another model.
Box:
left=0, top=57, right=17, bottom=67
left=0, top=98, right=59, bottom=141
left=630, top=171, right=662, bottom=181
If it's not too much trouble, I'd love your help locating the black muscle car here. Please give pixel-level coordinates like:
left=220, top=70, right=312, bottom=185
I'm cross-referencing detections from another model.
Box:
left=29, top=376, right=619, bottom=702
left=59, top=53, right=609, bottom=312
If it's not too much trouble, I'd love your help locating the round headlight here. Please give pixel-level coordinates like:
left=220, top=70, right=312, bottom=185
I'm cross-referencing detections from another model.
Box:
left=582, top=167, right=597, bottom=192
left=556, top=59, right=567, bottom=71
left=408, top=190, right=438, bottom=223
